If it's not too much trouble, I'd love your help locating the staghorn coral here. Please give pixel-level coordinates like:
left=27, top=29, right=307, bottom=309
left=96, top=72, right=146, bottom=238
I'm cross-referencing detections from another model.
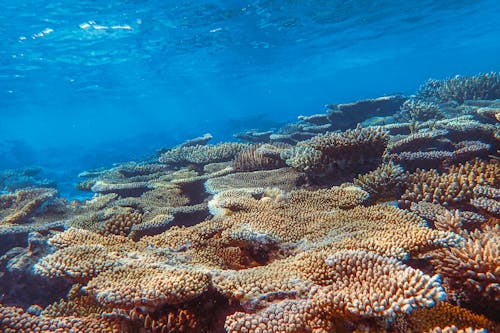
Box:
left=417, top=72, right=500, bottom=103
left=404, top=302, right=498, bottom=333
left=353, top=161, right=405, bottom=200
left=430, top=226, right=499, bottom=313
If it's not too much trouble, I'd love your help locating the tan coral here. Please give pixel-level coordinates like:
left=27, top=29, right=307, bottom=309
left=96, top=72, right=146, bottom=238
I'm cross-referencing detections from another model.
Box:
left=431, top=226, right=500, bottom=305
left=205, top=167, right=303, bottom=195
left=0, top=187, right=57, bottom=225
left=405, top=302, right=498, bottom=333
left=224, top=251, right=447, bottom=333
left=67, top=206, right=144, bottom=237
left=31, top=187, right=464, bottom=332
left=232, top=144, right=287, bottom=171
left=159, top=142, right=248, bottom=165
left=387, top=129, right=448, bottom=153
left=281, top=126, right=389, bottom=175
left=212, top=203, right=461, bottom=306
left=400, top=159, right=499, bottom=208
left=85, top=265, right=211, bottom=310
left=353, top=161, right=405, bottom=200
left=0, top=304, right=125, bottom=333
left=42, top=284, right=113, bottom=318
left=34, top=244, right=120, bottom=282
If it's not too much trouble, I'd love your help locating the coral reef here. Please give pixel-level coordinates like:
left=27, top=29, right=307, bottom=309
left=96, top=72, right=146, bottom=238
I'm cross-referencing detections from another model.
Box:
left=232, top=143, right=288, bottom=171
left=281, top=126, right=389, bottom=183
left=2, top=73, right=500, bottom=332
left=399, top=159, right=499, bottom=210
left=353, top=161, right=405, bottom=201
left=159, top=143, right=247, bottom=167
left=430, top=226, right=499, bottom=316
left=417, top=72, right=500, bottom=103
left=396, top=99, right=444, bottom=122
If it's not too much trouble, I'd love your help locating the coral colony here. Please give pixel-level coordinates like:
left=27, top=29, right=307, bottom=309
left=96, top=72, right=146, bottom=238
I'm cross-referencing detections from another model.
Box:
left=1, top=72, right=499, bottom=332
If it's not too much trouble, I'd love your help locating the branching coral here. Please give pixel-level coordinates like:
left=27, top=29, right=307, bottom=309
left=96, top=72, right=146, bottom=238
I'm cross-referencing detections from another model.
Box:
left=417, top=72, right=500, bottom=103
left=430, top=226, right=499, bottom=310
left=232, top=143, right=287, bottom=171
left=400, top=159, right=499, bottom=210
left=397, top=99, right=443, bottom=122
left=223, top=250, right=447, bottom=333
left=29, top=180, right=465, bottom=332
left=353, top=161, right=405, bottom=200
left=281, top=126, right=389, bottom=180
left=159, top=143, right=248, bottom=166
left=0, top=303, right=126, bottom=333
left=0, top=188, right=57, bottom=225
left=404, top=302, right=498, bottom=333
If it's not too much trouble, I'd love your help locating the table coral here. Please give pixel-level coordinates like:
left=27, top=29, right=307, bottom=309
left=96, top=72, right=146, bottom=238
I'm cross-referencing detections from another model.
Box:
left=159, top=143, right=248, bottom=166
left=0, top=304, right=126, bottom=333
left=404, top=302, right=498, bottom=333
left=205, top=167, right=304, bottom=194
left=223, top=250, right=447, bottom=333
left=0, top=187, right=57, bottom=225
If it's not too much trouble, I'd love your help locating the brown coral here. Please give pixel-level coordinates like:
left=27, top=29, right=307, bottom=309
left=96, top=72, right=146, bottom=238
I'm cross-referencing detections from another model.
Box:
left=405, top=302, right=498, bottom=333
left=204, top=167, right=304, bottom=195
left=232, top=144, right=287, bottom=171
left=281, top=126, right=389, bottom=179
left=0, top=187, right=57, bottom=225
left=0, top=304, right=125, bottom=333
left=353, top=161, right=405, bottom=200
left=400, top=159, right=499, bottom=209
left=224, top=251, right=447, bottom=333
left=430, top=226, right=499, bottom=311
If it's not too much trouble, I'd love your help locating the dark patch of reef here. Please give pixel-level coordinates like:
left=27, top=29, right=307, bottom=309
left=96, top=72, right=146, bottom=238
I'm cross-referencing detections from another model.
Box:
left=1, top=72, right=500, bottom=332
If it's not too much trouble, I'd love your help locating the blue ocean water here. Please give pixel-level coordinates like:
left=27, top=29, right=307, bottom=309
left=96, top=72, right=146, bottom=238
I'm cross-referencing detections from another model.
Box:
left=1, top=0, right=500, bottom=197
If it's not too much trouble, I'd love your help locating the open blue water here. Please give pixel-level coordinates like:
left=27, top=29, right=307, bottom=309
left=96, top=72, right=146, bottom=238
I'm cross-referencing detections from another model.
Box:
left=2, top=0, right=500, bottom=197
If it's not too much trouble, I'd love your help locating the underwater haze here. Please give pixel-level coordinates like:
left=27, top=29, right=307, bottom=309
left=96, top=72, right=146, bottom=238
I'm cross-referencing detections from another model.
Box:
left=2, top=1, right=500, bottom=332
left=1, top=0, right=500, bottom=193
